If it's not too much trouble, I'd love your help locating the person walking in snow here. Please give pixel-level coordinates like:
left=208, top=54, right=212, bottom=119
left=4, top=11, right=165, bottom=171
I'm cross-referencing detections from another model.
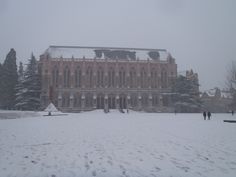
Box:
left=203, top=111, right=206, bottom=120
left=207, top=111, right=211, bottom=120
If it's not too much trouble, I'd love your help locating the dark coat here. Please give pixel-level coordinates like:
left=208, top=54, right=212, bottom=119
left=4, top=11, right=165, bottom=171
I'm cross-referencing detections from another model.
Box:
left=203, top=112, right=206, bottom=117
left=207, top=112, right=211, bottom=117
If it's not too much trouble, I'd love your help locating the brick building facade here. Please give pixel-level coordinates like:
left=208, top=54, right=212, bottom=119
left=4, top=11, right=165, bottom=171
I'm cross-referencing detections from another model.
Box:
left=39, top=46, right=177, bottom=112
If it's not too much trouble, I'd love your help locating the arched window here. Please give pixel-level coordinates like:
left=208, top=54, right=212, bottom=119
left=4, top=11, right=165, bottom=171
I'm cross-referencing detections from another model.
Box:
left=154, top=71, right=158, bottom=88
left=119, top=67, right=125, bottom=88
left=119, top=71, right=122, bottom=87
left=151, top=69, right=155, bottom=88
left=85, top=93, right=93, bottom=108
left=97, top=67, right=104, bottom=87
left=112, top=70, right=115, bottom=87
left=129, top=67, right=136, bottom=88
left=150, top=68, right=158, bottom=89
left=75, top=66, right=81, bottom=88
left=63, top=66, right=70, bottom=88
left=108, top=67, right=115, bottom=88
left=131, top=94, right=138, bottom=107
left=141, top=94, right=148, bottom=107
left=62, top=94, right=69, bottom=107
left=73, top=94, right=81, bottom=108
left=52, top=66, right=59, bottom=87
left=161, top=69, right=167, bottom=88
left=86, top=66, right=93, bottom=88
left=152, top=94, right=159, bottom=106
left=140, top=68, right=147, bottom=88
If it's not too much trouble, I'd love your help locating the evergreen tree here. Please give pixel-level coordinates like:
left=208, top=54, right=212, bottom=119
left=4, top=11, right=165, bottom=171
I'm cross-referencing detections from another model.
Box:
left=20, top=54, right=41, bottom=110
left=172, top=75, right=201, bottom=112
left=15, top=62, right=25, bottom=110
left=1, top=49, right=18, bottom=109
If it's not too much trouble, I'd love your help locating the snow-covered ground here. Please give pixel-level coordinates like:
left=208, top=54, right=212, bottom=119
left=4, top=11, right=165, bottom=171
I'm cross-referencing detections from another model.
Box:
left=0, top=110, right=236, bottom=177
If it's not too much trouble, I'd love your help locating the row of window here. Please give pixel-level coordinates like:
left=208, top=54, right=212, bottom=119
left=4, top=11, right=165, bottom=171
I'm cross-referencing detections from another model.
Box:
left=56, top=94, right=166, bottom=108
left=51, top=66, right=169, bottom=88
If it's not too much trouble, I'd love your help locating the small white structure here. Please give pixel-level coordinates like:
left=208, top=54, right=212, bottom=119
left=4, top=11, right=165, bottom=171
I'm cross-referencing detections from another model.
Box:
left=44, top=103, right=58, bottom=115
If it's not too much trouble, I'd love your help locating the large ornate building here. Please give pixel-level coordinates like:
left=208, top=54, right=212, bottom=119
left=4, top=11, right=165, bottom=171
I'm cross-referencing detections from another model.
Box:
left=39, top=46, right=177, bottom=112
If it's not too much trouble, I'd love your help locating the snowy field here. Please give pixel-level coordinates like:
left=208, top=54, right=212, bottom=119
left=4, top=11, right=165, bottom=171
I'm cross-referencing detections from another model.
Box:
left=0, top=110, right=236, bottom=177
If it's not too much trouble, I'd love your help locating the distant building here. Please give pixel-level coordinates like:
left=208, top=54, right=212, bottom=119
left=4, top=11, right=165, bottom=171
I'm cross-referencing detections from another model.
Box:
left=39, top=46, right=177, bottom=112
left=201, top=88, right=232, bottom=112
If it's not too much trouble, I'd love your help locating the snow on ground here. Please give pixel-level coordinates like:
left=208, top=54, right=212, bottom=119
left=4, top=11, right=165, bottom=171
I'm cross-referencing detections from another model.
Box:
left=0, top=110, right=236, bottom=177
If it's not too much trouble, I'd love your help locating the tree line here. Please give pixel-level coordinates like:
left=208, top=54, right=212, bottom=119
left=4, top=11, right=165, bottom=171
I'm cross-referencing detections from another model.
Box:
left=0, top=49, right=41, bottom=110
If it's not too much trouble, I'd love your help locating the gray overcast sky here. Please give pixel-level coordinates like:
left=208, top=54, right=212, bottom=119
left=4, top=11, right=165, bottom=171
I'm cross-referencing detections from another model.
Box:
left=0, top=0, right=236, bottom=91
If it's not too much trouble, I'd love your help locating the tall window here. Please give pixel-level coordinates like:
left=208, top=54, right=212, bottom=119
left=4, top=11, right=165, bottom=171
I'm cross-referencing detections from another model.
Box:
left=154, top=72, right=158, bottom=88
left=74, top=94, right=81, bottom=108
left=75, top=66, right=81, bottom=88
left=140, top=68, right=147, bottom=88
left=151, top=68, right=158, bottom=89
left=119, top=67, right=125, bottom=88
left=151, top=69, right=154, bottom=88
left=152, top=94, right=159, bottom=106
left=63, top=66, right=70, bottom=88
left=97, top=67, right=104, bottom=87
left=161, top=69, right=167, bottom=88
left=131, top=94, right=137, bottom=107
left=86, top=67, right=93, bottom=88
left=85, top=93, right=93, bottom=108
left=129, top=67, right=136, bottom=88
left=108, top=67, right=115, bottom=87
left=62, top=94, right=69, bottom=107
left=141, top=94, right=148, bottom=107
left=52, top=66, right=59, bottom=87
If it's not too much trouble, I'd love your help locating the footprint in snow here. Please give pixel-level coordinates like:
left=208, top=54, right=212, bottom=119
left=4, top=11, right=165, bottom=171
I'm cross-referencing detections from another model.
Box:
left=107, top=160, right=113, bottom=166
left=180, top=166, right=190, bottom=172
left=92, top=170, right=96, bottom=176
left=154, top=166, right=161, bottom=172
left=139, top=158, right=143, bottom=162
left=31, top=160, right=37, bottom=164
left=85, top=163, right=90, bottom=171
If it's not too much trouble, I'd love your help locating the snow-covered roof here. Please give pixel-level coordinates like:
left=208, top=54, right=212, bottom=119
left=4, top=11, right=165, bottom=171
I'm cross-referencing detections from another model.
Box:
left=44, top=45, right=169, bottom=61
